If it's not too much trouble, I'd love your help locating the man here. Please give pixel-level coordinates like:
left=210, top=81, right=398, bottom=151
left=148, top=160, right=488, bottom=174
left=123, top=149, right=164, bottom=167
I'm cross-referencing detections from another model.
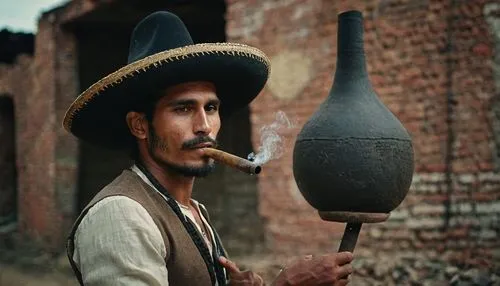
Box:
left=64, top=11, right=354, bottom=286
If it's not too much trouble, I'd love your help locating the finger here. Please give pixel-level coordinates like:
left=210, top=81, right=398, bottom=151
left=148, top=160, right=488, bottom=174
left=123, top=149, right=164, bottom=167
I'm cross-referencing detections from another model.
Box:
left=254, top=273, right=264, bottom=286
left=218, top=256, right=240, bottom=274
left=230, top=271, right=255, bottom=285
left=336, top=264, right=353, bottom=278
left=335, top=252, right=353, bottom=265
left=230, top=278, right=252, bottom=285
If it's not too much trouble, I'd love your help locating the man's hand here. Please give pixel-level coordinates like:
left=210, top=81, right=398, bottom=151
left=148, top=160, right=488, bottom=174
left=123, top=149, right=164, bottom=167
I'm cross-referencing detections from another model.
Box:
left=219, top=256, right=265, bottom=286
left=273, top=252, right=354, bottom=286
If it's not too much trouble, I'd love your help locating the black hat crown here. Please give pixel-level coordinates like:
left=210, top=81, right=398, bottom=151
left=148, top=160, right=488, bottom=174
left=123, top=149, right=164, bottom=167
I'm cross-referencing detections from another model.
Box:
left=128, top=11, right=194, bottom=63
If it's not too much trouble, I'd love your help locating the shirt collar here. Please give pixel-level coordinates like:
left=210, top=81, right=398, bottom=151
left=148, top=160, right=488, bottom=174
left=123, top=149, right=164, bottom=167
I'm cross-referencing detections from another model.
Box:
left=130, top=164, right=170, bottom=201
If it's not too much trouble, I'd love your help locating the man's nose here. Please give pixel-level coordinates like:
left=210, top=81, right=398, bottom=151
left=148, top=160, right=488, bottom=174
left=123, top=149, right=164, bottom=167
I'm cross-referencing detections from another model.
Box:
left=193, top=110, right=212, bottom=135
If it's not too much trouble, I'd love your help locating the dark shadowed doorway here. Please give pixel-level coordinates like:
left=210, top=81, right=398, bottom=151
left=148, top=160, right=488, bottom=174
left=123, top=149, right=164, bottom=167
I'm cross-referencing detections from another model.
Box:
left=66, top=0, right=264, bottom=256
left=0, top=95, right=17, bottom=233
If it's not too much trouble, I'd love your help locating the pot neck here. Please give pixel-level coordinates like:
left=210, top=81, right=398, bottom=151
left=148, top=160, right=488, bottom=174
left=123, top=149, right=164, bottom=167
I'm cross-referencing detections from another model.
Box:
left=333, top=11, right=369, bottom=87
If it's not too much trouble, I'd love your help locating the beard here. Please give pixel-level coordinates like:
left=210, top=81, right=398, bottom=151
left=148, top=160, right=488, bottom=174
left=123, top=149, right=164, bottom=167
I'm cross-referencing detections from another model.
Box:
left=147, top=125, right=216, bottom=177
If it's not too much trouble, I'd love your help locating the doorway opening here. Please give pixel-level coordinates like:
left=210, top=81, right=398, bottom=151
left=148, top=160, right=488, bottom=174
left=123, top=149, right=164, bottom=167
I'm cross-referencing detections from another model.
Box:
left=0, top=95, right=18, bottom=234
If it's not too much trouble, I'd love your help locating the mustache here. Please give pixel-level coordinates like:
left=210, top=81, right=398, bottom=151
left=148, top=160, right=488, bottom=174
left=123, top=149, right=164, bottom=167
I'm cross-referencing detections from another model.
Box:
left=182, top=136, right=218, bottom=150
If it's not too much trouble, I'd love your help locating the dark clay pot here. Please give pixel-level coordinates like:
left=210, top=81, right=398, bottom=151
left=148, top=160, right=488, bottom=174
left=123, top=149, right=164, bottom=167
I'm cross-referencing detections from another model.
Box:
left=292, top=10, right=414, bottom=213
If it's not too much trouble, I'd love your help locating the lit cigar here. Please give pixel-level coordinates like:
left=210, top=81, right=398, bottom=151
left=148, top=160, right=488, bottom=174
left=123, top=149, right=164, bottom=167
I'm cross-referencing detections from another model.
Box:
left=202, top=148, right=262, bottom=175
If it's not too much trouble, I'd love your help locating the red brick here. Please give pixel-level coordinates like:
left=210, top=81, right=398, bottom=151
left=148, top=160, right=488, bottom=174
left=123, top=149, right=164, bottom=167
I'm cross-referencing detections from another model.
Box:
left=472, top=43, right=492, bottom=57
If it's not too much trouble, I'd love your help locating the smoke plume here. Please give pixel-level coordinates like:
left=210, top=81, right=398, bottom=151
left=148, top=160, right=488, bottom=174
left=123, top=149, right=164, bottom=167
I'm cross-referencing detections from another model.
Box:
left=247, top=111, right=294, bottom=165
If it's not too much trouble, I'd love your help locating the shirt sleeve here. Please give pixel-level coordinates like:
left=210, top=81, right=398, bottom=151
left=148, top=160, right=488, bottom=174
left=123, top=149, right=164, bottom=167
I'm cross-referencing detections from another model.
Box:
left=73, top=196, right=168, bottom=286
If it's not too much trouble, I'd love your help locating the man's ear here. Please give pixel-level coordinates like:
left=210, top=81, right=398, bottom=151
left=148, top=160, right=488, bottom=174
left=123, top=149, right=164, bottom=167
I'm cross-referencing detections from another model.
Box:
left=126, top=111, right=148, bottom=140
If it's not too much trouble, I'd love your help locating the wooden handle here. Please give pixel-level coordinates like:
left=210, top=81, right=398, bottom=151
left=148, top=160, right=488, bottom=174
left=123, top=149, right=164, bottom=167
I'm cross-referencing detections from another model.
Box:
left=338, top=222, right=362, bottom=253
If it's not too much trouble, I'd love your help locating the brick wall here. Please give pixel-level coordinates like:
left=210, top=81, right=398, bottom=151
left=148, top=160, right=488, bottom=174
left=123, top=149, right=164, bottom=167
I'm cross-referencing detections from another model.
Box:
left=226, top=0, right=500, bottom=274
left=0, top=54, right=35, bottom=239
left=0, top=8, right=80, bottom=251
left=52, top=10, right=81, bottom=246
left=16, top=16, right=60, bottom=250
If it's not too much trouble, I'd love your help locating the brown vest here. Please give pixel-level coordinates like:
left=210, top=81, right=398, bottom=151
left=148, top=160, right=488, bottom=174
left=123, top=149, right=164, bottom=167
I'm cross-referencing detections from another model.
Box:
left=66, top=169, right=224, bottom=285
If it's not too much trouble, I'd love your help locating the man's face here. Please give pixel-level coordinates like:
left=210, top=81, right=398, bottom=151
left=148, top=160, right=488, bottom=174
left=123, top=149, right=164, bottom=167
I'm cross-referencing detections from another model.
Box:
left=146, top=81, right=221, bottom=177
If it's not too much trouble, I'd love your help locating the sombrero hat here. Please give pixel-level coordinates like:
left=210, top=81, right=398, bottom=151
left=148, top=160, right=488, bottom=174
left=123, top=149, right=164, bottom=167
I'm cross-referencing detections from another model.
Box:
left=63, top=11, right=270, bottom=149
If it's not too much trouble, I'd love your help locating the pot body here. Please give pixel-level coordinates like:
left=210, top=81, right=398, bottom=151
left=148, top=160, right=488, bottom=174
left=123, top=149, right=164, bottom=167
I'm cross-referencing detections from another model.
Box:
left=292, top=11, right=414, bottom=213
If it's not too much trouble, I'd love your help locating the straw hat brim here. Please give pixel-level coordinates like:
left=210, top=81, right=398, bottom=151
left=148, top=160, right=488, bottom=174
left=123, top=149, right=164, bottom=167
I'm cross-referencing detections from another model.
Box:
left=63, top=43, right=270, bottom=149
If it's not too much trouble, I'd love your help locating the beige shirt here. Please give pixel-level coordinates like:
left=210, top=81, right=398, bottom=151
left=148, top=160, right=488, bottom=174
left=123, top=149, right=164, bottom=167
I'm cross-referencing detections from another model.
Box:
left=73, top=165, right=219, bottom=285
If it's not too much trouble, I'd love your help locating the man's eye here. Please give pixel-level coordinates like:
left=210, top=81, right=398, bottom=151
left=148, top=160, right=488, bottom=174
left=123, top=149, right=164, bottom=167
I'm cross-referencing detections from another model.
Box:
left=206, top=104, right=218, bottom=112
left=175, top=106, right=190, bottom=113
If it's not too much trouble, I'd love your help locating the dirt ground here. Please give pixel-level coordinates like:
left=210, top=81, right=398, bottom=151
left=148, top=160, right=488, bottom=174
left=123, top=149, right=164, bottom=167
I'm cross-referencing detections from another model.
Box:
left=0, top=252, right=77, bottom=286
left=0, top=265, right=78, bottom=286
